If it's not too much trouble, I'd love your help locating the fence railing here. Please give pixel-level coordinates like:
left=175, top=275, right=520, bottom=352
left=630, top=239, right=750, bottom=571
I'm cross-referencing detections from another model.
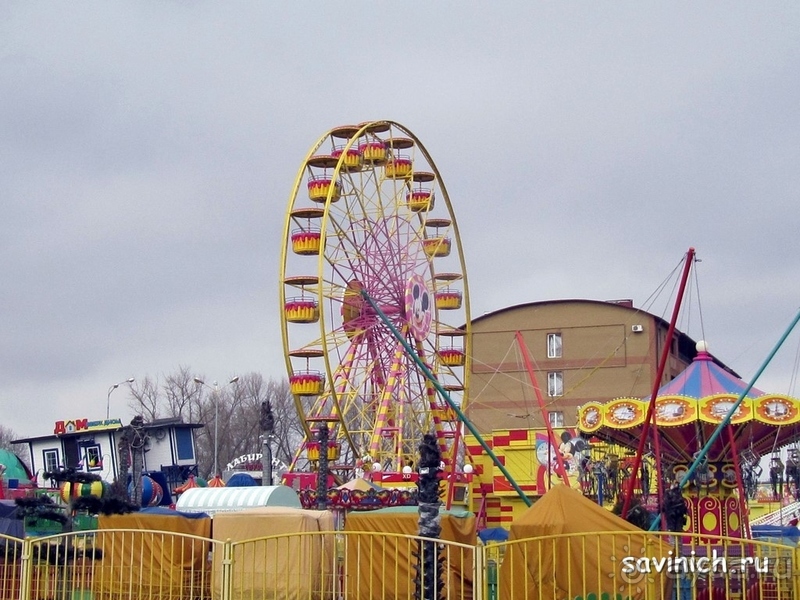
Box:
left=1, top=529, right=799, bottom=600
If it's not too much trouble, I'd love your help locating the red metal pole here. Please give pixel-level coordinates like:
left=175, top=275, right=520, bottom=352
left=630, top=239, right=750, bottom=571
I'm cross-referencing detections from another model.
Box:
left=515, top=331, right=571, bottom=487
left=621, top=247, right=695, bottom=520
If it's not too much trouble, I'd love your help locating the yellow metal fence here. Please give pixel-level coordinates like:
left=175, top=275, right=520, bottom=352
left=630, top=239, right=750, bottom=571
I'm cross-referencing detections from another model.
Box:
left=1, top=529, right=799, bottom=600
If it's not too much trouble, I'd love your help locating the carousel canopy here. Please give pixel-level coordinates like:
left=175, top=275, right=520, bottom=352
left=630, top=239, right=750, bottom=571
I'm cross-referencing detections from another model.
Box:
left=578, top=342, right=800, bottom=464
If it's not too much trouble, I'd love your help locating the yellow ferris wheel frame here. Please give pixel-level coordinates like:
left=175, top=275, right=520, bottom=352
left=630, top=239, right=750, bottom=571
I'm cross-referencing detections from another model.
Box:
left=279, top=120, right=471, bottom=477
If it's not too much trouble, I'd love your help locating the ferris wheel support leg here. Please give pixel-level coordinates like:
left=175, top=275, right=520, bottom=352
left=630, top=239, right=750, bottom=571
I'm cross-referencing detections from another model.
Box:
left=361, top=289, right=532, bottom=507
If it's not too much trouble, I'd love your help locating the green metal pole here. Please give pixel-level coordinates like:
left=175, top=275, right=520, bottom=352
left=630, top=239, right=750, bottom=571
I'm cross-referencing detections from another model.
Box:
left=649, top=308, right=800, bottom=531
left=361, top=290, right=532, bottom=507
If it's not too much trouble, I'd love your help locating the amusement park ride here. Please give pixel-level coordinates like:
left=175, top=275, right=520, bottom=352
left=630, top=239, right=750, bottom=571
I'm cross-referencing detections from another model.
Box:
left=277, top=120, right=800, bottom=536
left=279, top=120, right=475, bottom=505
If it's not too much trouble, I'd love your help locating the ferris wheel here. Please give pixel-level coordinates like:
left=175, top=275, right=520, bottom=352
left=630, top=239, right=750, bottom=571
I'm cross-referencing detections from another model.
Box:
left=279, top=121, right=470, bottom=480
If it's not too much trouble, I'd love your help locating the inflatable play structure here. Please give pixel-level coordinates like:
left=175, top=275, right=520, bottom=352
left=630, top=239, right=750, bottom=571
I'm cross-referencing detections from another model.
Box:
left=0, top=449, right=34, bottom=499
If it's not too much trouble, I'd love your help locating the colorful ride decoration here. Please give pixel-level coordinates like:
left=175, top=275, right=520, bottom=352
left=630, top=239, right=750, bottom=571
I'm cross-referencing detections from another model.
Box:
left=461, top=427, right=590, bottom=528
left=438, top=348, right=466, bottom=367
left=173, top=474, right=205, bottom=495
left=578, top=341, right=800, bottom=538
left=284, top=298, right=320, bottom=323
left=404, top=275, right=433, bottom=342
left=331, top=145, right=362, bottom=171
left=307, top=172, right=341, bottom=203
left=422, top=236, right=451, bottom=258
left=435, top=289, right=462, bottom=310
left=280, top=121, right=471, bottom=495
left=358, top=139, right=388, bottom=163
left=129, top=475, right=163, bottom=506
left=385, top=157, right=412, bottom=179
left=291, top=229, right=321, bottom=255
left=289, top=371, right=325, bottom=396
left=306, top=440, right=341, bottom=461
left=207, top=475, right=225, bottom=488
left=406, top=189, right=434, bottom=212
left=298, top=486, right=417, bottom=511
left=60, top=480, right=105, bottom=502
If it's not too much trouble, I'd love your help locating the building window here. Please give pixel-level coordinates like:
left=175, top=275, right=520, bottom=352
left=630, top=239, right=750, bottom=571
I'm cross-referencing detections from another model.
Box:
left=84, top=445, right=103, bottom=471
left=175, top=428, right=195, bottom=461
left=548, top=371, right=563, bottom=397
left=43, top=449, right=59, bottom=474
left=548, top=411, right=565, bottom=428
left=547, top=333, right=562, bottom=358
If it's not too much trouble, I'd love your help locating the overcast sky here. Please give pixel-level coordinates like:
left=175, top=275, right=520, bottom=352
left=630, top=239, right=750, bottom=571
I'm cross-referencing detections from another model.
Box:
left=2, top=4, right=799, bottom=439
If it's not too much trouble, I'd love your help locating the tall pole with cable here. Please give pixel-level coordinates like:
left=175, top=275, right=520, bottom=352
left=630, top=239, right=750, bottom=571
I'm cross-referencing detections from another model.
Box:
left=194, top=376, right=240, bottom=477
left=621, top=247, right=695, bottom=522
left=107, top=378, right=135, bottom=421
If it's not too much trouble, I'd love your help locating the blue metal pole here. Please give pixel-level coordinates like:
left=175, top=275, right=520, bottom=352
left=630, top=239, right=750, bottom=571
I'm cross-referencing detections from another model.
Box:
left=649, top=308, right=800, bottom=531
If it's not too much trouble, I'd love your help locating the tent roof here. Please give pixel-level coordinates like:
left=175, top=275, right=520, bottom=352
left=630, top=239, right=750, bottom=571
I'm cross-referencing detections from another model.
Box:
left=336, top=477, right=380, bottom=491
left=656, top=349, right=764, bottom=398
left=504, top=485, right=671, bottom=600
left=510, top=484, right=644, bottom=537
left=0, top=449, right=32, bottom=484
left=175, top=485, right=300, bottom=515
left=226, top=473, right=257, bottom=487
left=577, top=344, right=800, bottom=463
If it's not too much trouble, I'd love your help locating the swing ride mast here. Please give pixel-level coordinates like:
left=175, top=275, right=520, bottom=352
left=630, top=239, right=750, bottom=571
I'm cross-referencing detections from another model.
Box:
left=361, top=289, right=533, bottom=507
left=621, top=247, right=695, bottom=521
left=649, top=307, right=800, bottom=531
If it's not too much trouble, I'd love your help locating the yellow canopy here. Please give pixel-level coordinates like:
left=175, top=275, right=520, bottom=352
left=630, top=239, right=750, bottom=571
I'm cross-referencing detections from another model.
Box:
left=344, top=507, right=475, bottom=600
left=501, top=485, right=671, bottom=600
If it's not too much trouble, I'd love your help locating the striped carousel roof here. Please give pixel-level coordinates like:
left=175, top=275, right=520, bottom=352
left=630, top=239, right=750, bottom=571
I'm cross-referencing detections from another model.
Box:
left=657, top=344, right=764, bottom=399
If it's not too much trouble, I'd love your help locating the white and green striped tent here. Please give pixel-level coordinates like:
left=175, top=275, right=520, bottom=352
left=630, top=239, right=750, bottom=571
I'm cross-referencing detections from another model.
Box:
left=175, top=485, right=301, bottom=515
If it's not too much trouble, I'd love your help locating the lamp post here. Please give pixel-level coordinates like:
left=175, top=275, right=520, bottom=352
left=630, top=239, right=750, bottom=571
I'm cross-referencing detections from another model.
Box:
left=194, top=376, right=239, bottom=477
left=106, top=378, right=135, bottom=421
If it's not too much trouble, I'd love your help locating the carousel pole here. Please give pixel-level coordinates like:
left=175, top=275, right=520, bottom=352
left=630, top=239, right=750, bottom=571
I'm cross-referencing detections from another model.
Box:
left=649, top=307, right=800, bottom=531
left=726, top=424, right=752, bottom=538
left=622, top=247, right=695, bottom=521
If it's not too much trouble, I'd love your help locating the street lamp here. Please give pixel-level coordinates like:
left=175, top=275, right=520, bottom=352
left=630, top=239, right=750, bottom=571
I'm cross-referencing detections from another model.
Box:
left=194, top=376, right=239, bottom=477
left=106, top=377, right=135, bottom=421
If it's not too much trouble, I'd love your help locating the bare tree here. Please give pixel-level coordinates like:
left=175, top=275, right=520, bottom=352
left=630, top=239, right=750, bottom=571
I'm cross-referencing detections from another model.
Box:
left=214, top=374, right=302, bottom=474
left=127, top=376, right=162, bottom=422
left=164, top=365, right=202, bottom=422
left=0, top=424, right=30, bottom=466
left=128, top=365, right=204, bottom=423
left=0, top=425, right=18, bottom=450
left=125, top=367, right=301, bottom=479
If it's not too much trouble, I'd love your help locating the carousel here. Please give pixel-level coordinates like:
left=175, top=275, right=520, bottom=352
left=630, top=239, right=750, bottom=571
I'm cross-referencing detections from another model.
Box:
left=579, top=340, right=800, bottom=538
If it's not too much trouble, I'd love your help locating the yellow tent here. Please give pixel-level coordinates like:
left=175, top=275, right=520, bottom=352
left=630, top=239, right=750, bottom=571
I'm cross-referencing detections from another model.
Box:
left=211, top=506, right=336, bottom=600
left=500, top=485, right=672, bottom=600
left=344, top=507, right=475, bottom=600
left=94, top=510, right=212, bottom=599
